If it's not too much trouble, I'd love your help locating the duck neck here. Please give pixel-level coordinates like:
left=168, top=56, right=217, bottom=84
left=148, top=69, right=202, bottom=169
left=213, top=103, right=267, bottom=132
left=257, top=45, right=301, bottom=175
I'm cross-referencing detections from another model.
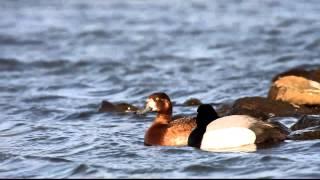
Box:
left=188, top=127, right=207, bottom=148
left=155, top=113, right=172, bottom=124
left=196, top=126, right=207, bottom=132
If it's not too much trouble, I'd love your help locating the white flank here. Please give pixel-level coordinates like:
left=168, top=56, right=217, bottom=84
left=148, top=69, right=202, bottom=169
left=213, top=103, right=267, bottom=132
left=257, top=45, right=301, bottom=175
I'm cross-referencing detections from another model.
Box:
left=200, top=127, right=256, bottom=150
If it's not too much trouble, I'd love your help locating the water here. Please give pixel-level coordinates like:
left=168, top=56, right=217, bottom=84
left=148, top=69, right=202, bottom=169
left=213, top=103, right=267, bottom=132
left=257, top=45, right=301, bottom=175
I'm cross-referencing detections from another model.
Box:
left=1, top=0, right=320, bottom=178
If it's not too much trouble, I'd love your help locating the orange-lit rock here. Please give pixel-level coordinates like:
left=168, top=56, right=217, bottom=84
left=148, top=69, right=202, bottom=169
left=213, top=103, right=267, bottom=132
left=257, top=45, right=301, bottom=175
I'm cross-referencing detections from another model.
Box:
left=268, top=75, right=320, bottom=105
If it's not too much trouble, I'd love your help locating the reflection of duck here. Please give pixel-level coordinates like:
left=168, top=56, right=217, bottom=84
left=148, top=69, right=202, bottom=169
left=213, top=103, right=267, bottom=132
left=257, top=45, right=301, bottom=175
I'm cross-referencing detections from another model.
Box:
left=268, top=75, right=320, bottom=106
left=188, top=104, right=289, bottom=151
left=137, top=92, right=196, bottom=146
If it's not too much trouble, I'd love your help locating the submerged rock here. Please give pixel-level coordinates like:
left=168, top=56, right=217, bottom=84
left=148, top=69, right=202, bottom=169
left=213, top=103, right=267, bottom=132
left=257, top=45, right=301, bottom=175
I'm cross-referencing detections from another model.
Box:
left=98, top=100, right=138, bottom=113
left=183, top=98, right=203, bottom=106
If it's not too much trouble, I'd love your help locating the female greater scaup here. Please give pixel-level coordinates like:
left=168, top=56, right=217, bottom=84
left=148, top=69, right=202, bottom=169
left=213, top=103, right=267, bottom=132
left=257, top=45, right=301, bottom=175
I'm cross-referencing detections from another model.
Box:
left=137, top=92, right=196, bottom=146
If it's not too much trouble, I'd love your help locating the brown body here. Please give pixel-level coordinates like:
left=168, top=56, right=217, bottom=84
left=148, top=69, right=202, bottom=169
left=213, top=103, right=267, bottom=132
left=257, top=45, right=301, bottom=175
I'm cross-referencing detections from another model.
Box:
left=144, top=115, right=196, bottom=146
left=141, top=92, right=197, bottom=146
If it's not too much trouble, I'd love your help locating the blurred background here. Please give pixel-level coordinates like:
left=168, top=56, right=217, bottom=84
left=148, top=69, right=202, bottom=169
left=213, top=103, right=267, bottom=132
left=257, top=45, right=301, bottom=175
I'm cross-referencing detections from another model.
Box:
left=1, top=0, right=320, bottom=178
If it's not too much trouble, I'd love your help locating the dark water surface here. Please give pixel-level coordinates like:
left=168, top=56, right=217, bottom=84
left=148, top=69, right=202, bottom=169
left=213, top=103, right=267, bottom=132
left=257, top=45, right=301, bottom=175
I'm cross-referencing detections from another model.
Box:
left=1, top=0, right=320, bottom=178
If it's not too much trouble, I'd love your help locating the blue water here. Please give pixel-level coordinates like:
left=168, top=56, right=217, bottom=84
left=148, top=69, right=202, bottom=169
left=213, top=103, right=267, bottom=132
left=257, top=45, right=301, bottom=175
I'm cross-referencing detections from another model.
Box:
left=1, top=0, right=320, bottom=178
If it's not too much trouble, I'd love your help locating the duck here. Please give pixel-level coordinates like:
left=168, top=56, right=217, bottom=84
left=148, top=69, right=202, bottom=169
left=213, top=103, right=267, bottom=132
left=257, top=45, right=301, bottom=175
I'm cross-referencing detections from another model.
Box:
left=98, top=100, right=139, bottom=113
left=188, top=104, right=289, bottom=151
left=268, top=75, right=320, bottom=106
left=137, top=92, right=197, bottom=146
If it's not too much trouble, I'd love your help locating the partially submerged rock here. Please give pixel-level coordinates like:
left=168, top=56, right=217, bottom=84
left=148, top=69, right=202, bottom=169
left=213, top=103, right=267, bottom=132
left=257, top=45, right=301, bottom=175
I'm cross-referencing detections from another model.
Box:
left=98, top=100, right=138, bottom=113
left=229, top=96, right=300, bottom=120
left=268, top=75, right=320, bottom=106
left=229, top=96, right=320, bottom=120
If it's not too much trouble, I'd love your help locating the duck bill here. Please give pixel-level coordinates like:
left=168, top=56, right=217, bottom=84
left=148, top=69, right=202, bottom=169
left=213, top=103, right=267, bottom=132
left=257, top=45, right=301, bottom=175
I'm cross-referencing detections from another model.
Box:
left=136, top=106, right=152, bottom=115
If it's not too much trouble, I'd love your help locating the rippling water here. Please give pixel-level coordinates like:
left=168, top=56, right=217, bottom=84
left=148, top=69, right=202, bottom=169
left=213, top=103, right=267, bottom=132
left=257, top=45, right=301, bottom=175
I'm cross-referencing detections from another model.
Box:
left=1, top=0, right=320, bottom=178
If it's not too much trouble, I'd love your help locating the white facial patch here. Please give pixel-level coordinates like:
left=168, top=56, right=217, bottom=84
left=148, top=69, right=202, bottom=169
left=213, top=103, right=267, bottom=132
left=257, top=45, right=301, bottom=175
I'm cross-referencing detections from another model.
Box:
left=147, top=99, right=158, bottom=111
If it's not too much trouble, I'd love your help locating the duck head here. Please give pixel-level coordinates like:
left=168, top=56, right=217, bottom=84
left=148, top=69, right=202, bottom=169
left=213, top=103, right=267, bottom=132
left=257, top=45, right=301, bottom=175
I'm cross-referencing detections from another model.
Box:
left=196, top=104, right=219, bottom=129
left=137, top=92, right=173, bottom=116
left=188, top=104, right=219, bottom=148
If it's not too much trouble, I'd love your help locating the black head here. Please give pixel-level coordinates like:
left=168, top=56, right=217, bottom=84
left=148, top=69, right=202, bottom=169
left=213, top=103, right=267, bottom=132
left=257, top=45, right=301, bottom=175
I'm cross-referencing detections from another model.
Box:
left=196, top=104, right=219, bottom=128
left=188, top=104, right=219, bottom=148
left=137, top=92, right=172, bottom=115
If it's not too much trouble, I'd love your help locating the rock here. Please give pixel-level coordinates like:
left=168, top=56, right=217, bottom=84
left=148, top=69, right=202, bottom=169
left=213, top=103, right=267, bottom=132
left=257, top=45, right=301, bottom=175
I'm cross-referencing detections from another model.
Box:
left=229, top=97, right=300, bottom=120
left=290, top=115, right=320, bottom=131
left=268, top=75, right=320, bottom=106
left=215, top=103, right=233, bottom=117
left=229, top=96, right=320, bottom=121
left=183, top=98, right=203, bottom=106
left=272, top=67, right=320, bottom=83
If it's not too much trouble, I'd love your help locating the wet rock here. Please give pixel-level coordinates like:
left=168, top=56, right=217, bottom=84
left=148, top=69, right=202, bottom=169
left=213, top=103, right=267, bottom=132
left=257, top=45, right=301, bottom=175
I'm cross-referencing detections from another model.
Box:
left=229, top=97, right=299, bottom=120
left=98, top=100, right=138, bottom=113
left=183, top=98, right=203, bottom=106
left=288, top=126, right=320, bottom=140
left=229, top=96, right=320, bottom=120
left=268, top=76, right=320, bottom=106
left=290, top=115, right=320, bottom=131
left=272, top=67, right=320, bottom=83
left=215, top=103, right=233, bottom=117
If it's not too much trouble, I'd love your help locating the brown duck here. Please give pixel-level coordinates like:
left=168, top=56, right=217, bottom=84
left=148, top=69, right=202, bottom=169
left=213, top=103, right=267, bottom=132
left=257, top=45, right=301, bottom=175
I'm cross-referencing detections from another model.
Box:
left=137, top=92, right=196, bottom=146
